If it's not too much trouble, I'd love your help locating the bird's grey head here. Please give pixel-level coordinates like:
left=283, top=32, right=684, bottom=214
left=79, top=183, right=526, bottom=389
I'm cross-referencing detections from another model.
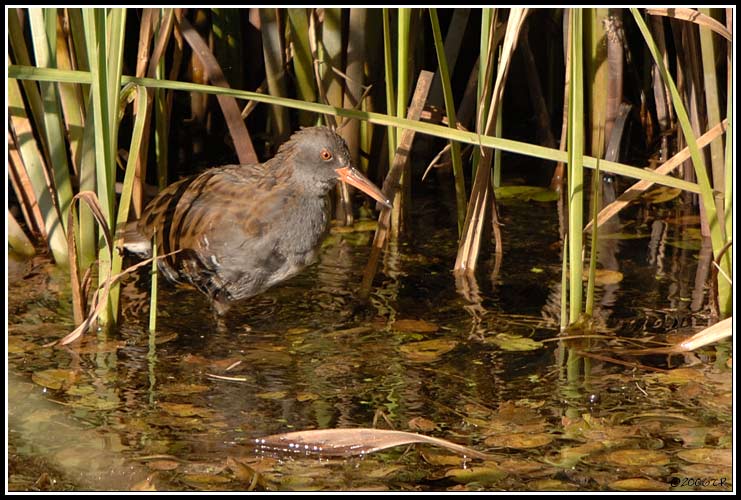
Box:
left=277, top=126, right=352, bottom=194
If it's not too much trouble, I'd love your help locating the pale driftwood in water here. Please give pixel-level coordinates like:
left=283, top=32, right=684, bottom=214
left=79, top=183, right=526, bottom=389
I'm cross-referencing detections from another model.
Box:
left=254, top=428, right=494, bottom=460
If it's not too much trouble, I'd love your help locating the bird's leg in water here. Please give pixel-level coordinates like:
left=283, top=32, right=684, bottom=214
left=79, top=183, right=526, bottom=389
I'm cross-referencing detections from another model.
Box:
left=212, top=299, right=230, bottom=333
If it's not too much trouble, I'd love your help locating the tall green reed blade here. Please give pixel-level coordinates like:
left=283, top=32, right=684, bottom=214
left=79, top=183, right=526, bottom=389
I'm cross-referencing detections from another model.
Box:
left=82, top=7, right=123, bottom=326
left=28, top=8, right=74, bottom=235
left=287, top=8, right=318, bottom=127
left=109, top=83, right=148, bottom=322
left=154, top=8, right=170, bottom=191
left=698, top=8, right=726, bottom=235
left=631, top=8, right=731, bottom=317
left=8, top=10, right=48, bottom=156
left=567, top=8, right=585, bottom=325
left=344, top=8, right=368, bottom=169
left=211, top=8, right=243, bottom=91
left=65, top=8, right=98, bottom=271
left=396, top=8, right=411, bottom=147
left=260, top=8, right=290, bottom=144
left=389, top=8, right=412, bottom=236
left=149, top=231, right=159, bottom=334
left=585, top=129, right=603, bottom=317
left=473, top=8, right=496, bottom=176
left=321, top=8, right=344, bottom=119
left=382, top=9, right=397, bottom=167
left=429, top=8, right=466, bottom=235
left=723, top=88, right=732, bottom=247
left=584, top=8, right=608, bottom=156
left=8, top=76, right=68, bottom=264
left=492, top=46, right=503, bottom=189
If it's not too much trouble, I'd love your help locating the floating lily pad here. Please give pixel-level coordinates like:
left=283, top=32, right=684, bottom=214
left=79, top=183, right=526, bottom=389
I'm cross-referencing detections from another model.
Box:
left=393, top=319, right=440, bottom=333
left=32, top=368, right=78, bottom=390
left=489, top=333, right=543, bottom=352
left=159, top=402, right=213, bottom=418
left=181, top=473, right=231, bottom=485
left=421, top=451, right=469, bottom=466
left=445, top=465, right=507, bottom=485
left=485, top=432, right=553, bottom=449
left=609, top=478, right=670, bottom=491
left=257, top=391, right=288, bottom=400
left=399, top=339, right=457, bottom=363
left=528, top=479, right=579, bottom=491
left=601, top=449, right=670, bottom=466
left=677, top=448, right=732, bottom=466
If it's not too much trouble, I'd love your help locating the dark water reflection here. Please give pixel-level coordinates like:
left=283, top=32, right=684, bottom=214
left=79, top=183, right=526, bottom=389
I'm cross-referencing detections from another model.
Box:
left=7, top=194, right=732, bottom=491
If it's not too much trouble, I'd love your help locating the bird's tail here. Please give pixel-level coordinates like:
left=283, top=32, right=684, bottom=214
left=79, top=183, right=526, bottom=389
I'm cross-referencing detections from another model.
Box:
left=121, top=221, right=152, bottom=257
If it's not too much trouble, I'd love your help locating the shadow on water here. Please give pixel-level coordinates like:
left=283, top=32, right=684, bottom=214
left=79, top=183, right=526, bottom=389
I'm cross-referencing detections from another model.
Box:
left=7, top=168, right=732, bottom=491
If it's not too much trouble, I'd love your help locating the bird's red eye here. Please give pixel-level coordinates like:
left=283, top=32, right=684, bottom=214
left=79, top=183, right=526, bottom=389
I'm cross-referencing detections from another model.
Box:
left=320, top=149, right=333, bottom=161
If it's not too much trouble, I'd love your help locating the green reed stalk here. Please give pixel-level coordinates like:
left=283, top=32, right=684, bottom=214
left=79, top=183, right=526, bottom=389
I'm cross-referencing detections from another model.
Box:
left=492, top=46, right=503, bottom=189
left=584, top=8, right=608, bottom=156
left=28, top=9, right=74, bottom=236
left=109, top=84, right=148, bottom=320
left=154, top=9, right=169, bottom=189
left=473, top=8, right=495, bottom=176
left=567, top=8, right=585, bottom=325
left=560, top=236, right=569, bottom=331
left=585, top=158, right=601, bottom=317
left=82, top=7, right=123, bottom=326
left=723, top=90, right=732, bottom=245
left=396, top=8, right=411, bottom=147
left=8, top=70, right=69, bottom=266
left=260, top=8, right=290, bottom=143
left=149, top=231, right=159, bottom=334
left=698, top=8, right=726, bottom=235
left=429, top=8, right=466, bottom=235
left=287, top=8, right=317, bottom=127
left=382, top=9, right=397, bottom=167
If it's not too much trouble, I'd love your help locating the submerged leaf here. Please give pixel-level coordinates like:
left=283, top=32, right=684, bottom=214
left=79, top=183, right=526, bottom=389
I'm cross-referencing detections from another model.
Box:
left=393, top=319, right=440, bottom=333
left=601, top=449, right=670, bottom=466
left=399, top=339, right=457, bottom=362
left=609, top=478, right=670, bottom=491
left=489, top=333, right=543, bottom=352
left=484, top=432, right=553, bottom=449
left=32, top=368, right=78, bottom=390
left=528, top=479, right=579, bottom=491
left=677, top=448, right=732, bottom=466
left=445, top=465, right=507, bottom=485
